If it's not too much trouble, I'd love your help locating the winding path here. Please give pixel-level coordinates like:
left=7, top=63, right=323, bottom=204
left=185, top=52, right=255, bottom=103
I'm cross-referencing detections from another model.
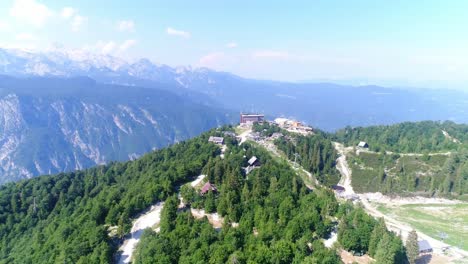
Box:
left=117, top=203, right=164, bottom=264
left=332, top=142, right=468, bottom=262
left=117, top=174, right=208, bottom=263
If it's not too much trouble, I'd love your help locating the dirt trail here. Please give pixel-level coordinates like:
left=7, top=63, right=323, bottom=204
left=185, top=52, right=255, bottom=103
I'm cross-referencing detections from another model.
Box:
left=238, top=128, right=252, bottom=145
left=356, top=148, right=452, bottom=157
left=118, top=173, right=209, bottom=263
left=117, top=202, right=164, bottom=264
left=261, top=139, right=317, bottom=189
left=332, top=142, right=468, bottom=263
left=333, top=142, right=355, bottom=195
left=442, top=129, right=461, bottom=144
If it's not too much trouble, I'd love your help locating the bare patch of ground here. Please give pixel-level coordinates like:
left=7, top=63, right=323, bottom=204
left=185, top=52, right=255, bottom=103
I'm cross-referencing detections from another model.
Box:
left=340, top=250, right=373, bottom=264
left=190, top=208, right=224, bottom=229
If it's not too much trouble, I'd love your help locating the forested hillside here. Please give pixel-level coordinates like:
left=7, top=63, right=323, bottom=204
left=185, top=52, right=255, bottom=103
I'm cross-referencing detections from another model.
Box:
left=348, top=151, right=468, bottom=200
left=332, top=121, right=468, bottom=200
left=251, top=122, right=340, bottom=186
left=0, top=127, right=407, bottom=263
left=274, top=133, right=340, bottom=186
left=0, top=133, right=219, bottom=263
left=134, top=140, right=341, bottom=263
left=134, top=130, right=405, bottom=263
left=333, top=121, right=468, bottom=153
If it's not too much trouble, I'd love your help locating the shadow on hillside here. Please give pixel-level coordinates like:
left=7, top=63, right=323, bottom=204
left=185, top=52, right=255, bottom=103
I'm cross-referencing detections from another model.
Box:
left=415, top=254, right=432, bottom=264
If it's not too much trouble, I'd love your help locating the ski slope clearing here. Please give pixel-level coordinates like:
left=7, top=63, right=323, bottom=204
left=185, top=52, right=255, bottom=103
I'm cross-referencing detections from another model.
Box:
left=118, top=202, right=165, bottom=264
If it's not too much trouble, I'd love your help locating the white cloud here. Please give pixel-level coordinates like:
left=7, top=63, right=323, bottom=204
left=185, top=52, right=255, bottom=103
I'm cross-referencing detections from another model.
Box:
left=226, top=42, right=238, bottom=48
left=0, top=21, right=10, bottom=31
left=199, top=52, right=226, bottom=67
left=10, top=0, right=53, bottom=28
left=119, top=39, right=137, bottom=52
left=167, top=27, right=191, bottom=38
left=84, top=40, right=137, bottom=55
left=16, top=33, right=36, bottom=41
left=60, top=7, right=76, bottom=19
left=71, top=15, right=88, bottom=32
left=58, top=7, right=88, bottom=32
left=252, top=50, right=291, bottom=60
left=100, top=41, right=116, bottom=54
left=117, top=20, right=135, bottom=32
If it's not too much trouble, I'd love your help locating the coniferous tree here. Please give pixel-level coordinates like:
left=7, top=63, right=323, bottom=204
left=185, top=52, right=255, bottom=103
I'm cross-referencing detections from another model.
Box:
left=368, top=218, right=386, bottom=257
left=374, top=232, right=394, bottom=264
left=406, top=230, right=419, bottom=264
left=160, top=195, right=178, bottom=232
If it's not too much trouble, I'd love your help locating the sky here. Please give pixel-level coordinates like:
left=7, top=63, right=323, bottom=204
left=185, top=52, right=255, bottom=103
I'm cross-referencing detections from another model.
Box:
left=0, top=0, right=468, bottom=88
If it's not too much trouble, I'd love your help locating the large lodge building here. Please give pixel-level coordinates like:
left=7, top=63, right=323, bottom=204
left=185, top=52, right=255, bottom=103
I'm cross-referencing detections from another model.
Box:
left=240, top=113, right=265, bottom=124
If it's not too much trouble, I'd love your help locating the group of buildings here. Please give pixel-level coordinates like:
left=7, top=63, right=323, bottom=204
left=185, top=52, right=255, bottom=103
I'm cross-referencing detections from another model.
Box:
left=273, top=117, right=313, bottom=135
left=239, top=113, right=313, bottom=135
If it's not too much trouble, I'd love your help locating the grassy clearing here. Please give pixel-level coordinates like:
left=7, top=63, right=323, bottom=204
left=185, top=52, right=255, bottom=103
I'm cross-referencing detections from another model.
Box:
left=376, top=203, right=468, bottom=251
left=234, top=126, right=249, bottom=135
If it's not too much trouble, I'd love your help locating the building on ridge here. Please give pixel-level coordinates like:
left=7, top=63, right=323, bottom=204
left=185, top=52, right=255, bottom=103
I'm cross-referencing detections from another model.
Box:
left=200, top=182, right=217, bottom=195
left=208, top=136, right=224, bottom=145
left=357, top=141, right=369, bottom=148
left=240, top=113, right=265, bottom=124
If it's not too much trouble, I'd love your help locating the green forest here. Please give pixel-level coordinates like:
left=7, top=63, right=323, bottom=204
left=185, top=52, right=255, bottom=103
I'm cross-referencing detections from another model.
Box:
left=252, top=122, right=340, bottom=186
left=331, top=121, right=468, bottom=199
left=0, top=133, right=220, bottom=263
left=0, top=125, right=410, bottom=263
left=337, top=204, right=406, bottom=263
left=349, top=150, right=468, bottom=200
left=134, top=131, right=405, bottom=263
left=274, top=134, right=340, bottom=186
left=333, top=121, right=468, bottom=153
left=134, top=137, right=341, bottom=263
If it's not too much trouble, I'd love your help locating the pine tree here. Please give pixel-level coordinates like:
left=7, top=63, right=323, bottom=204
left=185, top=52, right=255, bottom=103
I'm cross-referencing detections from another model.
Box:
left=160, top=195, right=178, bottom=232
left=406, top=230, right=419, bottom=264
left=374, top=232, right=395, bottom=264
left=368, top=218, right=386, bottom=257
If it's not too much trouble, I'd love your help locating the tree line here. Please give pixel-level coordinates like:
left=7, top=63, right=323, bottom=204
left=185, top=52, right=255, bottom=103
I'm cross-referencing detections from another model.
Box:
left=333, top=121, right=468, bottom=153
left=0, top=132, right=220, bottom=263
left=135, top=140, right=342, bottom=263
left=337, top=203, right=407, bottom=264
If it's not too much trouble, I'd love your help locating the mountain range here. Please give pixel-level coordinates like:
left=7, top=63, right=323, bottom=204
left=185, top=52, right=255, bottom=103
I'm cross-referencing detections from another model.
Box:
left=0, top=75, right=233, bottom=184
left=0, top=47, right=467, bottom=183
left=2, top=47, right=467, bottom=130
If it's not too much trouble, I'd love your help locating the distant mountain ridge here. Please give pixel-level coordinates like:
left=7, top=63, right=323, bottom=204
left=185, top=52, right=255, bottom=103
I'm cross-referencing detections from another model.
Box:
left=0, top=76, right=234, bottom=184
left=1, top=48, right=466, bottom=131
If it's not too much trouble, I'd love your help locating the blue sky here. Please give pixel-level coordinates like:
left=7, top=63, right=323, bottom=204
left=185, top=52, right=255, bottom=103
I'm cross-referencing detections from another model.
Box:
left=1, top=0, right=467, bottom=88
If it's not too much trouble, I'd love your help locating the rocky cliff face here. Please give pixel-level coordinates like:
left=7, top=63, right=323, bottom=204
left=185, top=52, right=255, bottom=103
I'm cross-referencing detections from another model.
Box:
left=0, top=77, right=233, bottom=184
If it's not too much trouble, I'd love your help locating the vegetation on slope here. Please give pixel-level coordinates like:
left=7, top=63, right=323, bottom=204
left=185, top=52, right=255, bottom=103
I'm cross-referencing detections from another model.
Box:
left=135, top=139, right=341, bottom=263
left=333, top=121, right=468, bottom=153
left=252, top=122, right=340, bottom=186
left=0, top=133, right=219, bottom=263
left=275, top=136, right=340, bottom=186
left=332, top=121, right=468, bottom=199
left=135, top=137, right=406, bottom=263
left=0, top=124, right=409, bottom=263
left=348, top=151, right=468, bottom=199
left=338, top=203, right=406, bottom=263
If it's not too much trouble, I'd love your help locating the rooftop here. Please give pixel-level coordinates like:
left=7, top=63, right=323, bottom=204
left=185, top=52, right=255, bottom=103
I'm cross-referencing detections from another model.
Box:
left=418, top=240, right=432, bottom=252
left=248, top=156, right=258, bottom=165
left=201, top=182, right=217, bottom=194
